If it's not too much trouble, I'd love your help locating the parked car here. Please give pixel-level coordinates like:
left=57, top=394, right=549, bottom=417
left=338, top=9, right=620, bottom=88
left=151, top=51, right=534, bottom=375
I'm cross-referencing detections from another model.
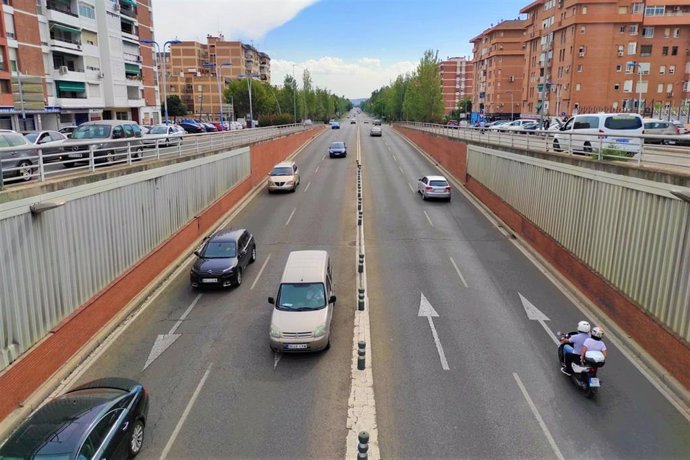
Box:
left=267, top=161, right=300, bottom=193
left=201, top=122, right=218, bottom=132
left=331, top=121, right=341, bottom=129
left=229, top=121, right=243, bottom=130
left=211, top=122, right=226, bottom=131
left=553, top=113, right=644, bottom=156
left=142, top=124, right=184, bottom=147
left=497, top=119, right=537, bottom=132
left=370, top=126, right=382, bottom=137
left=140, top=125, right=152, bottom=135
left=0, top=129, right=35, bottom=182
left=418, top=175, right=451, bottom=201
left=190, top=228, right=256, bottom=288
left=328, top=141, right=347, bottom=158
left=178, top=121, right=204, bottom=134
left=61, top=120, right=144, bottom=166
left=23, top=130, right=68, bottom=162
left=643, top=118, right=681, bottom=144
left=58, top=125, right=79, bottom=137
left=446, top=120, right=459, bottom=129
left=0, top=378, right=149, bottom=459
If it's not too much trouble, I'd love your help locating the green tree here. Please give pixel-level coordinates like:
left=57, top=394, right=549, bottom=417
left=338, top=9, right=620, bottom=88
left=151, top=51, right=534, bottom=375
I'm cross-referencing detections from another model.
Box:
left=165, top=95, right=188, bottom=117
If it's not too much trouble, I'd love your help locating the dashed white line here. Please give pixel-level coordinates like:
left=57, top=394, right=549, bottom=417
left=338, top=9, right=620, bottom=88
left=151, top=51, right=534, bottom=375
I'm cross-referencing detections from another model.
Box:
left=423, top=210, right=434, bottom=227
left=285, top=208, right=297, bottom=226
left=398, top=165, right=404, bottom=174
left=304, top=182, right=311, bottom=192
left=160, top=363, right=214, bottom=460
left=250, top=254, right=271, bottom=290
left=513, top=373, right=564, bottom=460
left=408, top=183, right=415, bottom=193
left=449, top=256, right=469, bottom=288
left=322, top=154, right=326, bottom=160
left=315, top=166, right=320, bottom=174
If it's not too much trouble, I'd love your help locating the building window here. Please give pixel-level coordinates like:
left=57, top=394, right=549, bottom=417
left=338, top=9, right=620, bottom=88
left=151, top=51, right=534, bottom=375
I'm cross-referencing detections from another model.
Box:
left=625, top=62, right=636, bottom=73
left=662, top=46, right=669, bottom=56
left=623, top=80, right=633, bottom=92
left=664, top=28, right=671, bottom=38
left=629, top=25, right=638, bottom=35
left=577, top=64, right=583, bottom=72
left=614, top=83, right=620, bottom=90
left=632, top=3, right=644, bottom=13
left=669, top=65, right=675, bottom=75
left=0, top=80, right=9, bottom=94
left=0, top=46, right=5, bottom=72
left=575, top=83, right=581, bottom=91
left=644, top=5, right=665, bottom=16
left=640, top=45, right=652, bottom=56
left=618, top=6, right=628, bottom=14
left=616, top=64, right=622, bottom=72
left=619, top=25, right=626, bottom=33
left=636, top=81, right=648, bottom=93
left=580, top=26, right=586, bottom=34
left=578, top=46, right=585, bottom=56
left=673, top=28, right=680, bottom=38
left=627, top=42, right=637, bottom=55
left=660, top=65, right=666, bottom=75
left=582, top=6, right=587, bottom=14
left=79, top=3, right=95, bottom=19
left=642, top=27, right=654, bottom=38
left=617, top=45, right=624, bottom=56
left=671, top=46, right=678, bottom=56
left=657, top=83, right=663, bottom=93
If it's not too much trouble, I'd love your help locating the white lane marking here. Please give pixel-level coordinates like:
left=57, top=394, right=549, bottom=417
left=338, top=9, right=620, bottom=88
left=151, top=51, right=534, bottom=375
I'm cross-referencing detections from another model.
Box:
left=519, top=293, right=559, bottom=345
left=274, top=352, right=282, bottom=369
left=285, top=207, right=297, bottom=226
left=169, top=294, right=202, bottom=335
left=250, top=254, right=271, bottom=291
left=423, top=210, right=434, bottom=227
left=408, top=183, right=415, bottom=193
left=304, top=182, right=311, bottom=192
left=322, top=154, right=326, bottom=160
left=449, top=256, right=469, bottom=288
left=315, top=166, right=320, bottom=174
left=513, top=373, right=565, bottom=460
left=398, top=165, right=404, bottom=174
left=393, top=154, right=398, bottom=163
left=418, top=293, right=450, bottom=370
left=160, top=363, right=214, bottom=460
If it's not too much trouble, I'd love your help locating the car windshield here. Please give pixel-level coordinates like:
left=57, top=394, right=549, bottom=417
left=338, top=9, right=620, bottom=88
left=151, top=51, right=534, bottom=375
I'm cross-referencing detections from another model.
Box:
left=71, top=125, right=112, bottom=139
left=429, top=180, right=448, bottom=187
left=271, top=167, right=293, bottom=176
left=24, top=133, right=39, bottom=143
left=201, top=241, right=236, bottom=258
left=277, top=283, right=326, bottom=311
left=331, top=142, right=344, bottom=149
left=149, top=126, right=169, bottom=134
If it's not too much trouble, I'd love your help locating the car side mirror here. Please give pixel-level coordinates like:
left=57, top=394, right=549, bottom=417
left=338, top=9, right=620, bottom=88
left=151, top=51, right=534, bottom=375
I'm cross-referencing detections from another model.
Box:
left=194, top=250, right=201, bottom=257
left=268, top=297, right=275, bottom=305
left=329, top=295, right=336, bottom=304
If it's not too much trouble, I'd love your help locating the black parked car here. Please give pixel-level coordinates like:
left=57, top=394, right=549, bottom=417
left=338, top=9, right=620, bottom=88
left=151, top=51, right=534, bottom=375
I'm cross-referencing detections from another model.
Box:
left=178, top=121, right=204, bottom=134
left=190, top=228, right=256, bottom=288
left=0, top=378, right=149, bottom=459
left=328, top=141, right=347, bottom=158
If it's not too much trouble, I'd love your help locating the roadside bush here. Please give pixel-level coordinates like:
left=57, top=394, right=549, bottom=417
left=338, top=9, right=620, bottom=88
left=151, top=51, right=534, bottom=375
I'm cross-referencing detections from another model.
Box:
left=257, top=113, right=296, bottom=127
left=595, top=148, right=630, bottom=160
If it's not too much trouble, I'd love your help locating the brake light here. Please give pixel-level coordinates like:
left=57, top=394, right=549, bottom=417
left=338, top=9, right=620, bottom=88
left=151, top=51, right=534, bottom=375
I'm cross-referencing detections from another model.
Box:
left=674, top=126, right=680, bottom=134
left=445, top=187, right=451, bottom=192
left=425, top=186, right=433, bottom=190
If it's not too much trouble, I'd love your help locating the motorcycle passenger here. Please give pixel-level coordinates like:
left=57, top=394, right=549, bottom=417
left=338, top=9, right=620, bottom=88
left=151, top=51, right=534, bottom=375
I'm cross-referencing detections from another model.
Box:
left=560, top=320, right=591, bottom=376
left=580, top=327, right=607, bottom=364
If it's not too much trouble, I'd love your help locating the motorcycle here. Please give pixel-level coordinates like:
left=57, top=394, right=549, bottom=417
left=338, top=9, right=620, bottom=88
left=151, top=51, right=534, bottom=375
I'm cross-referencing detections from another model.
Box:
left=557, top=331, right=606, bottom=398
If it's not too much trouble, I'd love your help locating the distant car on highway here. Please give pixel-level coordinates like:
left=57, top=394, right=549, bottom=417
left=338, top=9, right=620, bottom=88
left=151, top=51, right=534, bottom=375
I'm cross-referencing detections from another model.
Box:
left=331, top=121, right=340, bottom=129
left=328, top=141, right=347, bottom=158
left=0, top=129, right=35, bottom=182
left=23, top=130, right=67, bottom=162
left=142, top=124, right=184, bottom=147
left=370, top=126, right=382, bottom=137
left=0, top=377, right=149, bottom=459
left=267, top=160, right=300, bottom=193
left=418, top=175, right=451, bottom=201
left=190, top=228, right=256, bottom=288
left=373, top=119, right=382, bottom=126
left=350, top=118, right=356, bottom=124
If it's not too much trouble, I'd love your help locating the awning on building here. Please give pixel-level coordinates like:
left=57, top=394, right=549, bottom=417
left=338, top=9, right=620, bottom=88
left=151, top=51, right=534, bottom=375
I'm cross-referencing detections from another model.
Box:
left=50, top=22, right=81, bottom=34
left=124, top=63, right=141, bottom=75
left=56, top=81, right=86, bottom=92
left=120, top=0, right=137, bottom=7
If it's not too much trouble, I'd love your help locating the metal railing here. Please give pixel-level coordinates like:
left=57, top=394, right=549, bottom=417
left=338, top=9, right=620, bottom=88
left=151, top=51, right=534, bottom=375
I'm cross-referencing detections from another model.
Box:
left=0, top=124, right=306, bottom=190
left=399, top=122, right=690, bottom=173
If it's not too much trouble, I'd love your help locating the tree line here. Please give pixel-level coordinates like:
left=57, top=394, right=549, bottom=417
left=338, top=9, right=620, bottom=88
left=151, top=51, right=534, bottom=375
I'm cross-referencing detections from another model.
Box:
left=164, top=69, right=352, bottom=127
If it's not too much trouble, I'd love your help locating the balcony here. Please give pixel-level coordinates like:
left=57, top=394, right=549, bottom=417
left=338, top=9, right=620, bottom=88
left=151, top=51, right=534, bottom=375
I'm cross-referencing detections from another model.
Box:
left=123, top=52, right=142, bottom=63
left=46, top=0, right=77, bottom=17
left=643, top=10, right=690, bottom=26
left=119, top=0, right=137, bottom=18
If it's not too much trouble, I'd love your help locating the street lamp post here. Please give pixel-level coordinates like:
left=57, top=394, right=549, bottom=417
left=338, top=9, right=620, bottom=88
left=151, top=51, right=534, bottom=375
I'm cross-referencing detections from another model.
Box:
left=140, top=38, right=181, bottom=124
left=203, top=61, right=232, bottom=127
left=238, top=73, right=260, bottom=128
left=292, top=64, right=297, bottom=123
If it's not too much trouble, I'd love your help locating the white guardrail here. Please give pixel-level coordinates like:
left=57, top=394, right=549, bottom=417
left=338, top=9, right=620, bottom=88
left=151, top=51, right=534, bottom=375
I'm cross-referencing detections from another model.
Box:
left=0, top=123, right=307, bottom=189
left=400, top=122, right=690, bottom=173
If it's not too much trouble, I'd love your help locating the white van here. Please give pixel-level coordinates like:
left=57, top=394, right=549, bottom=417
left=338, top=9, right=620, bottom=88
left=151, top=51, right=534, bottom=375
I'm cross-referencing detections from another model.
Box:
left=268, top=251, right=336, bottom=352
left=552, top=113, right=643, bottom=156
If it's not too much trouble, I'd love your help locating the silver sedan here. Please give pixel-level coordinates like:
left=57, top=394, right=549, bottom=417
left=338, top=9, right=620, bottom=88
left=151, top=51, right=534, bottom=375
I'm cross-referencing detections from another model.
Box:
left=417, top=175, right=451, bottom=201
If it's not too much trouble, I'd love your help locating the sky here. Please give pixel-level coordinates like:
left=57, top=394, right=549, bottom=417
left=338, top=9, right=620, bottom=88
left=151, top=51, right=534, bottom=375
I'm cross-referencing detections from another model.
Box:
left=151, top=0, right=528, bottom=99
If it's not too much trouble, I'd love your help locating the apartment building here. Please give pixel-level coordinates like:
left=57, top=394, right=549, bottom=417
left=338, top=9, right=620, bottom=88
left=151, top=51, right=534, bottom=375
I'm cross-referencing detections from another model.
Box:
left=0, top=0, right=159, bottom=131
left=471, top=19, right=529, bottom=119
left=439, top=56, right=474, bottom=114
left=520, top=0, right=690, bottom=119
left=163, top=35, right=271, bottom=120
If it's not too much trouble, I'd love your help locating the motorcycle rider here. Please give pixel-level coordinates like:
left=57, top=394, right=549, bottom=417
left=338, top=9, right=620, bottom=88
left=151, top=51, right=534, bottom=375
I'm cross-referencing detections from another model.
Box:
left=560, top=320, right=591, bottom=376
left=580, top=326, right=608, bottom=364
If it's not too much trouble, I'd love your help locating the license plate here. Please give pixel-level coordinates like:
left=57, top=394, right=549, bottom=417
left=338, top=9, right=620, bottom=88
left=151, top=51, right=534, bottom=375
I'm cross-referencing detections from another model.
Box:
left=68, top=153, right=83, bottom=158
left=201, top=278, right=218, bottom=283
left=285, top=343, right=308, bottom=350
left=589, top=377, right=600, bottom=388
left=615, top=138, right=630, bottom=143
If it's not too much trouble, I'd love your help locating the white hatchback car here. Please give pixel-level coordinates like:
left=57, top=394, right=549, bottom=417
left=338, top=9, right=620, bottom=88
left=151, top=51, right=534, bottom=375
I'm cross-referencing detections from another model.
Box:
left=418, top=175, right=451, bottom=201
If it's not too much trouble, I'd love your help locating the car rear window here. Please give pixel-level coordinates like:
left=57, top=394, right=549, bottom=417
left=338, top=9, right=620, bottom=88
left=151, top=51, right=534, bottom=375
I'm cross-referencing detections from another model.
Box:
left=429, top=180, right=448, bottom=187
left=604, top=116, right=642, bottom=130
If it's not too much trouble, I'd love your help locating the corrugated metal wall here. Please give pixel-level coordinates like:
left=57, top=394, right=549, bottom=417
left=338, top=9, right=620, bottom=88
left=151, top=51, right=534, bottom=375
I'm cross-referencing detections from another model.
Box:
left=0, top=148, right=250, bottom=369
left=467, top=146, right=690, bottom=342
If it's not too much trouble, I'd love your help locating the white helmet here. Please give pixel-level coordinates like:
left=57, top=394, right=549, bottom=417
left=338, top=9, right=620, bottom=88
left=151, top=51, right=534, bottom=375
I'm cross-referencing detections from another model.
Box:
left=577, top=321, right=591, bottom=334
left=591, top=326, right=604, bottom=339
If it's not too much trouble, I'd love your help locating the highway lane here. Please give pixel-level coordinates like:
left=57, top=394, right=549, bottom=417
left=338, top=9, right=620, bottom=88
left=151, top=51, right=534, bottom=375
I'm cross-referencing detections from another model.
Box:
left=70, top=122, right=358, bottom=459
left=363, top=122, right=690, bottom=459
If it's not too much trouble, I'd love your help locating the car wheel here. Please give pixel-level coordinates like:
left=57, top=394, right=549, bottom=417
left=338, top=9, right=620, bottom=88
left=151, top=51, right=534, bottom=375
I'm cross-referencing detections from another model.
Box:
left=17, top=161, right=34, bottom=182
left=583, top=142, right=593, bottom=153
left=422, top=192, right=427, bottom=201
left=133, top=148, right=143, bottom=161
left=446, top=196, right=452, bottom=202
left=250, top=246, right=257, bottom=263
left=234, top=268, right=242, bottom=287
left=128, top=420, right=145, bottom=458
left=106, top=150, right=116, bottom=164
left=553, top=140, right=561, bottom=152
left=325, top=338, right=331, bottom=350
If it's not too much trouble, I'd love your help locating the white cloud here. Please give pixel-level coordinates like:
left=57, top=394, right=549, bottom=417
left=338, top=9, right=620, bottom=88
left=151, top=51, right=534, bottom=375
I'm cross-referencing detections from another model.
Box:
left=271, top=57, right=417, bottom=99
left=151, top=0, right=318, bottom=42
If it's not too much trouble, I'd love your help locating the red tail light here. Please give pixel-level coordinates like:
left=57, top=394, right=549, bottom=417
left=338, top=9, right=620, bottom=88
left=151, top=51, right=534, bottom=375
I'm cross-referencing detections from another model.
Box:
left=445, top=187, right=451, bottom=192
left=674, top=126, right=680, bottom=134
left=425, top=186, right=433, bottom=190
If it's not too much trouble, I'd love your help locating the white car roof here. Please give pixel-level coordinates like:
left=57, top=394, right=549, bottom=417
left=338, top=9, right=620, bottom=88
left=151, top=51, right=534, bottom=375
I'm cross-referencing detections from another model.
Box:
left=425, top=175, right=447, bottom=181
left=274, top=161, right=295, bottom=168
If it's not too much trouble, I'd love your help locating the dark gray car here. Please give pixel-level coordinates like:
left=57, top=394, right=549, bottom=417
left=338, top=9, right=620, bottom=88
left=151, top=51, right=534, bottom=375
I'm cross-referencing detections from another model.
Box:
left=0, top=130, right=35, bottom=183
left=61, top=120, right=144, bottom=167
left=328, top=141, right=347, bottom=158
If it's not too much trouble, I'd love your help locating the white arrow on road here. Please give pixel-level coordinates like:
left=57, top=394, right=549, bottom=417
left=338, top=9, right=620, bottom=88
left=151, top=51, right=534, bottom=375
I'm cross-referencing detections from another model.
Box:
left=143, top=294, right=202, bottom=370
left=418, top=293, right=450, bottom=370
left=519, top=292, right=559, bottom=345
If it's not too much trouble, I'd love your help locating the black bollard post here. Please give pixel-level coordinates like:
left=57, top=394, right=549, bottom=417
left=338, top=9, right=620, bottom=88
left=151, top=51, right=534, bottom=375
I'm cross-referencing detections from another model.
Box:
left=357, top=341, right=366, bottom=370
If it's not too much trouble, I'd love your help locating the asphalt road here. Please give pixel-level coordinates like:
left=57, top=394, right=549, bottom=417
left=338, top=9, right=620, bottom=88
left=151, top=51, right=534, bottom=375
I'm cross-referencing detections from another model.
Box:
left=362, top=123, right=690, bottom=459
left=21, top=118, right=690, bottom=459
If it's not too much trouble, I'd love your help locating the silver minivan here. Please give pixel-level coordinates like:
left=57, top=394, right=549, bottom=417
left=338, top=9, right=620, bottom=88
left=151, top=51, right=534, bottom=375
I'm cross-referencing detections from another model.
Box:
left=268, top=251, right=336, bottom=352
